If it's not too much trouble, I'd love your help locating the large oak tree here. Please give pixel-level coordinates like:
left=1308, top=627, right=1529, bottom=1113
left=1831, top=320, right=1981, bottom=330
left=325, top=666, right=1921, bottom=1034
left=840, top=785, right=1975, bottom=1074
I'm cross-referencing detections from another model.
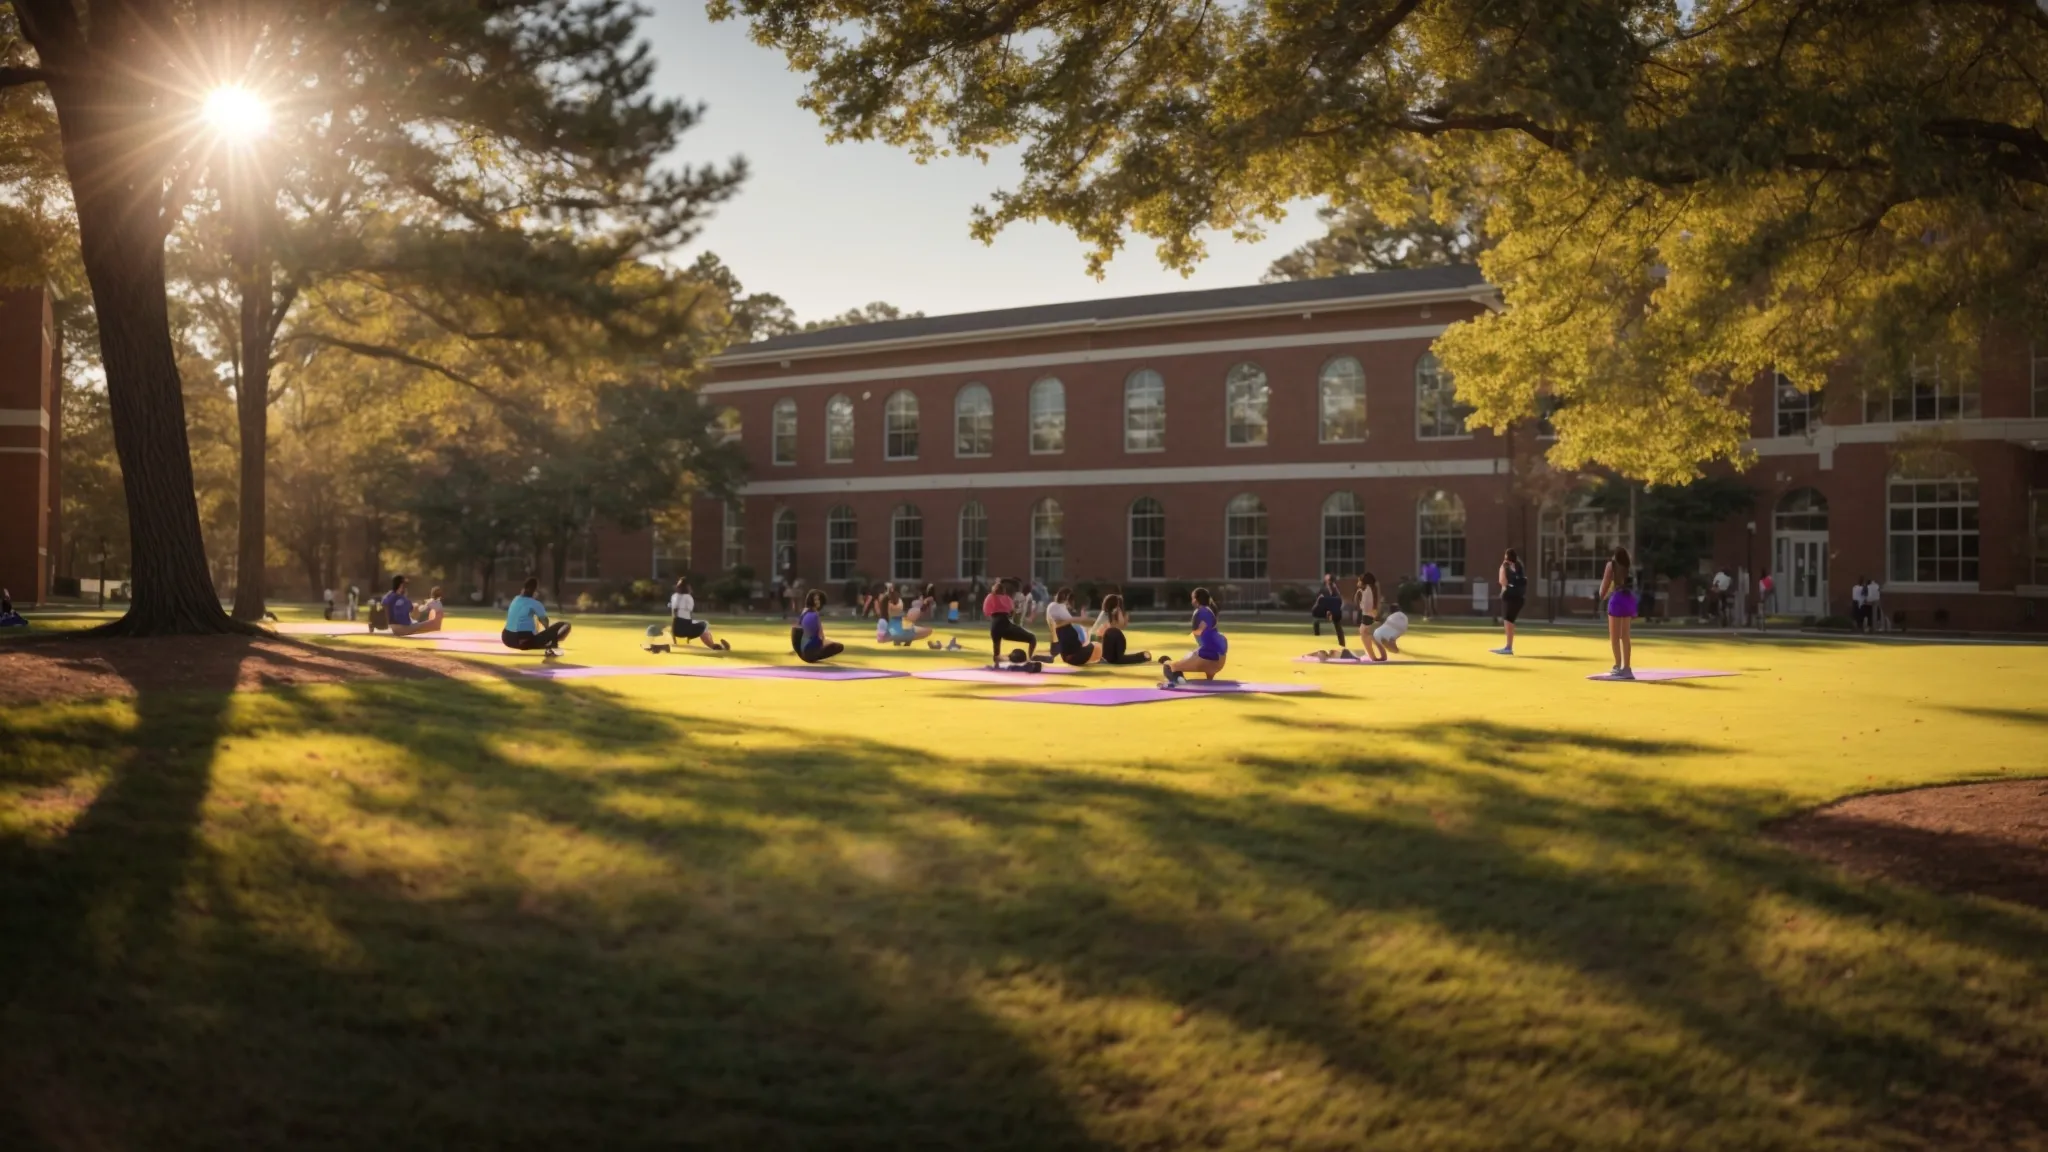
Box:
left=712, top=0, right=2048, bottom=482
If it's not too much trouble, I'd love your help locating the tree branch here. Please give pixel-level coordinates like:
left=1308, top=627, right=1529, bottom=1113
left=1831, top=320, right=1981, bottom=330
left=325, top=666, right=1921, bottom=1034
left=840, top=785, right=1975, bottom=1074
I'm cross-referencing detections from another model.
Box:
left=278, top=332, right=507, bottom=406
left=0, top=67, right=49, bottom=90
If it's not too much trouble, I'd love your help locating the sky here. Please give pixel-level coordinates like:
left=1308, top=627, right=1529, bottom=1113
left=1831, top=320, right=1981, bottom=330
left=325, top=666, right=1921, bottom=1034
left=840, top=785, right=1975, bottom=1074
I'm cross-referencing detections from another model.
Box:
left=641, top=4, right=1328, bottom=324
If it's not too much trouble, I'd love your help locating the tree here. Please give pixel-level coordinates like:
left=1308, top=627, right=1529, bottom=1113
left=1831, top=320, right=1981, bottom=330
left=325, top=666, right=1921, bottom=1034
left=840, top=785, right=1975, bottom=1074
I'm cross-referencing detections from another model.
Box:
left=688, top=252, right=799, bottom=346
left=1590, top=476, right=1756, bottom=584
left=1, top=1, right=740, bottom=633
left=802, top=301, right=922, bottom=331
left=711, top=0, right=2048, bottom=483
left=1267, top=158, right=1486, bottom=281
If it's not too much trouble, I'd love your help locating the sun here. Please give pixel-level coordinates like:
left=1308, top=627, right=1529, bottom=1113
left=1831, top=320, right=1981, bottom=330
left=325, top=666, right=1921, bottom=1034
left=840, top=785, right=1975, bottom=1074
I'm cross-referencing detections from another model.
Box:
left=202, top=86, right=272, bottom=142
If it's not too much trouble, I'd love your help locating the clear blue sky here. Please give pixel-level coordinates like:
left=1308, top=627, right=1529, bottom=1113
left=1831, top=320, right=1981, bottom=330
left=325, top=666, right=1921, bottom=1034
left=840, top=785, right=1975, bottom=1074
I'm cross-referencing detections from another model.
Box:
left=642, top=5, right=1327, bottom=323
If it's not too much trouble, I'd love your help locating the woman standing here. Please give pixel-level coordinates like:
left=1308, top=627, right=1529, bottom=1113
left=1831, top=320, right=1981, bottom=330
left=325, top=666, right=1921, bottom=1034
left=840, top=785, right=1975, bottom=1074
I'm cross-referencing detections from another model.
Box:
left=1600, top=547, right=1638, bottom=679
left=1355, top=572, right=1386, bottom=662
left=1493, top=549, right=1527, bottom=656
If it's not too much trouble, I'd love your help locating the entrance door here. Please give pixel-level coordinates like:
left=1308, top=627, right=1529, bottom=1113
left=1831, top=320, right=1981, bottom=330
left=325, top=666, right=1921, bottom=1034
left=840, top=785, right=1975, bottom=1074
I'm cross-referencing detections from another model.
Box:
left=1774, top=532, right=1829, bottom=617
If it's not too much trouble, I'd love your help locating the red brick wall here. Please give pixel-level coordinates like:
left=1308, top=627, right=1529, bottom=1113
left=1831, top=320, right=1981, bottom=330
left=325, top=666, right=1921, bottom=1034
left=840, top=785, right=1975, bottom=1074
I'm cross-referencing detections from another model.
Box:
left=0, top=288, right=54, bottom=603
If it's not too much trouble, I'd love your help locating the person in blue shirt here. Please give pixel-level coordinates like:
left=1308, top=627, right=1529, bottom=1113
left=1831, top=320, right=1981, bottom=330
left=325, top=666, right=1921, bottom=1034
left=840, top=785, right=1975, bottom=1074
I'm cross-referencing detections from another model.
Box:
left=791, top=589, right=845, bottom=663
left=501, top=577, right=571, bottom=654
left=382, top=574, right=443, bottom=637
left=0, top=588, right=25, bottom=628
left=1159, top=587, right=1228, bottom=687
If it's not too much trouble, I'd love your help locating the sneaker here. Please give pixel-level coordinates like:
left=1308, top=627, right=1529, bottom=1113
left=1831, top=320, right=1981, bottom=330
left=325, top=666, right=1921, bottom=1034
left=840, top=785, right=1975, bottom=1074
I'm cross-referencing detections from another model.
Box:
left=1490, top=646, right=1513, bottom=656
left=1609, top=665, right=1622, bottom=676
left=1339, top=649, right=1357, bottom=660
left=1614, top=668, right=1635, bottom=681
left=543, top=648, right=561, bottom=658
left=945, top=638, right=962, bottom=651
left=1160, top=665, right=1186, bottom=688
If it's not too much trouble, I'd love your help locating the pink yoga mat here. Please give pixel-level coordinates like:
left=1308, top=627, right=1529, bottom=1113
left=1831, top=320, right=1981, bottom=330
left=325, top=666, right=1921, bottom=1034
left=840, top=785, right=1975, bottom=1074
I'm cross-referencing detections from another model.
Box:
left=913, top=666, right=1078, bottom=684
left=521, top=664, right=904, bottom=682
left=1586, top=669, right=1738, bottom=683
left=396, top=629, right=501, bottom=643
left=1293, top=655, right=1406, bottom=665
left=998, top=681, right=1321, bottom=706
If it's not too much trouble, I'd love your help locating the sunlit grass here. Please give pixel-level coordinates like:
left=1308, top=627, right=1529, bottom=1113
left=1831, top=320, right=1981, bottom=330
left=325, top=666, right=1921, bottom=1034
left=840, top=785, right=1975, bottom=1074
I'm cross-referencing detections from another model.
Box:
left=2, top=616, right=2045, bottom=1149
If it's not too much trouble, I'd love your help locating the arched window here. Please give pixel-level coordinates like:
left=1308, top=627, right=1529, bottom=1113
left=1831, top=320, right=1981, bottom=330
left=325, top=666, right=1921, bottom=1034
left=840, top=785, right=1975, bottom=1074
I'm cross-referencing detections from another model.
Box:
left=711, top=406, right=743, bottom=446
left=1226, top=362, right=1269, bottom=446
left=1775, top=487, right=1829, bottom=532
left=885, top=390, right=920, bottom=460
left=1029, top=378, right=1066, bottom=453
left=826, top=505, right=858, bottom=581
left=772, top=507, right=798, bottom=575
left=1417, top=491, right=1467, bottom=581
left=1888, top=474, right=1979, bottom=584
left=958, top=501, right=988, bottom=579
left=1416, top=352, right=1471, bottom=439
left=825, top=394, right=855, bottom=462
left=1321, top=492, right=1365, bottom=576
left=1225, top=494, right=1268, bottom=579
left=721, top=499, right=745, bottom=572
left=1773, top=372, right=1820, bottom=438
left=1318, top=357, right=1366, bottom=443
left=892, top=504, right=924, bottom=581
left=955, top=383, right=993, bottom=458
left=1128, top=497, right=1166, bottom=579
left=1539, top=494, right=1630, bottom=583
left=1124, top=369, right=1165, bottom=452
left=1031, top=497, right=1064, bottom=581
left=771, top=398, right=798, bottom=465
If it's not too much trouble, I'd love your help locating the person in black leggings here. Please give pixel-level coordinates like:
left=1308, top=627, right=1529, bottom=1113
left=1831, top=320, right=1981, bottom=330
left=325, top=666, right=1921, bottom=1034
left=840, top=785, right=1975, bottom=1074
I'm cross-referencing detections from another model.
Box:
left=792, top=589, right=845, bottom=663
left=1090, top=593, right=1154, bottom=665
left=982, top=576, right=1037, bottom=665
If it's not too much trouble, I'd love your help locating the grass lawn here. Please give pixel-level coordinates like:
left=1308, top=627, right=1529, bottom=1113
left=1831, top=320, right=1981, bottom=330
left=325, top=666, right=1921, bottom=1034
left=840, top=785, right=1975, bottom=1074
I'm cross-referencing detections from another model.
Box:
left=3, top=610, right=2045, bottom=1149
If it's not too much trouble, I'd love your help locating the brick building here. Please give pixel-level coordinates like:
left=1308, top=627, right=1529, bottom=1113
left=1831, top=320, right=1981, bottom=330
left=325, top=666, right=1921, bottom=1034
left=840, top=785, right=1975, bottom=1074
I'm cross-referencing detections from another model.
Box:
left=0, top=286, right=63, bottom=604
left=664, top=266, right=2048, bottom=630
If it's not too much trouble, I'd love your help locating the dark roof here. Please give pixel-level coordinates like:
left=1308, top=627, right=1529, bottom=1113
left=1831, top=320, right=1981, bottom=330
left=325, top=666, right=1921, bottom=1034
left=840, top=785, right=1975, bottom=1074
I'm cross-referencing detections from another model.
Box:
left=721, top=264, right=1489, bottom=359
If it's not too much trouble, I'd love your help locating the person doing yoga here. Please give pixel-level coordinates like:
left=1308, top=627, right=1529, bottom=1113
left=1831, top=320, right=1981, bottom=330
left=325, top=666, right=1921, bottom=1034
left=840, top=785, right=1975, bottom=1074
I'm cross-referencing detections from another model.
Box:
left=1310, top=573, right=1346, bottom=647
left=983, top=576, right=1038, bottom=665
left=669, top=578, right=732, bottom=651
left=1159, top=587, right=1228, bottom=687
left=1090, top=593, right=1154, bottom=665
left=1355, top=572, right=1387, bottom=661
left=1045, top=587, right=1090, bottom=664
left=501, top=578, right=571, bottom=654
left=793, top=589, right=845, bottom=663
left=883, top=589, right=934, bottom=646
left=383, top=574, right=444, bottom=637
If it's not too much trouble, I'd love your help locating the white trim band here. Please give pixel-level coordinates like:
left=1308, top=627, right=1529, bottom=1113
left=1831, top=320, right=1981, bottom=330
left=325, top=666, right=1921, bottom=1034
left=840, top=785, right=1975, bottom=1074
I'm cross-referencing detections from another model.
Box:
left=737, top=458, right=1509, bottom=497
left=0, top=408, right=50, bottom=429
left=704, top=324, right=1453, bottom=396
left=0, top=446, right=48, bottom=457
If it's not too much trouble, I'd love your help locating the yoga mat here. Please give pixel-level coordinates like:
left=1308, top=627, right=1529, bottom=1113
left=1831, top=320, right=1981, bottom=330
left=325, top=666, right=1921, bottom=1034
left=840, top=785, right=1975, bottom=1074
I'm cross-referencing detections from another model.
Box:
left=520, top=664, right=905, bottom=682
left=913, top=666, right=1077, bottom=684
left=417, top=640, right=541, bottom=656
left=1586, top=669, right=1739, bottom=683
left=998, top=681, right=1320, bottom=707
left=521, top=665, right=701, bottom=680
left=1293, top=655, right=1406, bottom=665
left=396, top=629, right=501, bottom=642
left=273, top=622, right=368, bottom=636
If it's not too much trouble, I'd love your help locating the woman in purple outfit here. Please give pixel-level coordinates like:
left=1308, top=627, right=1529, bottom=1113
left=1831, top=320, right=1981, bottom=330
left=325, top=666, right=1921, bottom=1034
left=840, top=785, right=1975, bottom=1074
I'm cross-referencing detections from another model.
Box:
left=1599, top=546, right=1638, bottom=680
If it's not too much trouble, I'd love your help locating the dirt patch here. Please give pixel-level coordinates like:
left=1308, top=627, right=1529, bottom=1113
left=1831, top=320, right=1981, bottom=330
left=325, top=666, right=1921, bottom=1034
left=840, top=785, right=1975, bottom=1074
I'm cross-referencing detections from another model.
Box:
left=0, top=633, right=508, bottom=705
left=1769, top=780, right=2048, bottom=911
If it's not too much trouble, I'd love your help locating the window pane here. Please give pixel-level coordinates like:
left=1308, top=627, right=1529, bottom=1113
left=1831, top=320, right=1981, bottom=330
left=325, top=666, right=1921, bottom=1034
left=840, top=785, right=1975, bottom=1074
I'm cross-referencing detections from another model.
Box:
left=826, top=395, right=855, bottom=462
left=958, top=502, right=988, bottom=579
left=1319, top=357, right=1366, bottom=443
left=1030, top=379, right=1066, bottom=453
left=1417, top=491, right=1467, bottom=580
left=1129, top=497, right=1166, bottom=579
left=955, top=384, right=993, bottom=458
left=892, top=504, right=923, bottom=581
left=1225, top=494, right=1268, bottom=579
left=885, top=391, right=920, bottom=460
left=1321, top=492, right=1365, bottom=575
left=773, top=510, right=798, bottom=575
left=1124, top=370, right=1166, bottom=452
left=1416, top=353, right=1470, bottom=439
left=1032, top=498, right=1064, bottom=581
left=1226, top=363, right=1268, bottom=446
left=827, top=506, right=858, bottom=581
left=772, top=399, right=798, bottom=464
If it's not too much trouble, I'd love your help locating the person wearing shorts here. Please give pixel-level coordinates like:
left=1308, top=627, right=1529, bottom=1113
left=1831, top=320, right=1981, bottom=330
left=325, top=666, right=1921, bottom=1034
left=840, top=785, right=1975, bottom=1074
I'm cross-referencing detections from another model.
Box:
left=501, top=578, right=571, bottom=654
left=1371, top=608, right=1410, bottom=659
left=1160, top=587, right=1228, bottom=686
left=1355, top=572, right=1385, bottom=661
left=1421, top=561, right=1441, bottom=619
left=983, top=577, right=1038, bottom=665
left=792, top=589, right=844, bottom=663
left=1494, top=549, right=1527, bottom=655
left=668, top=579, right=731, bottom=651
left=1600, top=547, right=1639, bottom=679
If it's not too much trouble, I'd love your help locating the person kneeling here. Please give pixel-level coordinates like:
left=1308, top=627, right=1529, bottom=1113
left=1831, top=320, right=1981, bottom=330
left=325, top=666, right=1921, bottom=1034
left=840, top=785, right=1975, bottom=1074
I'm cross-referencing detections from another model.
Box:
left=1160, top=588, right=1227, bottom=686
left=669, top=578, right=732, bottom=651
left=983, top=577, right=1038, bottom=666
left=501, top=578, right=571, bottom=654
left=792, top=589, right=845, bottom=663
left=383, top=574, right=444, bottom=637
left=1369, top=608, right=1410, bottom=662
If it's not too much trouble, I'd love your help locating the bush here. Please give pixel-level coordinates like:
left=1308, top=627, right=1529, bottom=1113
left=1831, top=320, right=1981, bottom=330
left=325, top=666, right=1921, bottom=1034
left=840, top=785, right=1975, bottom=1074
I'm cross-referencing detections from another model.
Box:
left=52, top=575, right=81, bottom=597
left=1275, top=584, right=1312, bottom=610
left=1394, top=578, right=1428, bottom=614
left=1161, top=581, right=1196, bottom=609
left=1814, top=614, right=1851, bottom=630
left=1122, top=585, right=1156, bottom=610
left=574, top=591, right=598, bottom=612
left=713, top=565, right=756, bottom=611
left=628, top=578, right=666, bottom=605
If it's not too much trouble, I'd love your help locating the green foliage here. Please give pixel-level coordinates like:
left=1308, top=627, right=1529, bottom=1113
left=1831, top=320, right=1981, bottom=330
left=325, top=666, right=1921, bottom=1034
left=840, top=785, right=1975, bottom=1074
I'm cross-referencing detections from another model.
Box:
left=802, top=301, right=924, bottom=332
left=713, top=564, right=756, bottom=611
left=1590, top=477, right=1758, bottom=583
left=713, top=0, right=2048, bottom=482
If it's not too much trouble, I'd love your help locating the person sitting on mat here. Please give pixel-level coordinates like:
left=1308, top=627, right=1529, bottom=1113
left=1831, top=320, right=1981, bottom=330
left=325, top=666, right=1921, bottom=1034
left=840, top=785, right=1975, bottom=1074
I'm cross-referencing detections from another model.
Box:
left=1160, top=587, right=1228, bottom=686
left=421, top=585, right=447, bottom=625
left=0, top=588, right=25, bottom=629
left=983, top=576, right=1038, bottom=666
left=1369, top=605, right=1410, bottom=661
left=883, top=589, right=934, bottom=646
left=1090, top=593, right=1154, bottom=665
left=501, top=578, right=571, bottom=654
left=382, top=575, right=444, bottom=637
left=669, top=578, right=732, bottom=651
left=1046, top=587, right=1099, bottom=665
left=793, top=589, right=845, bottom=663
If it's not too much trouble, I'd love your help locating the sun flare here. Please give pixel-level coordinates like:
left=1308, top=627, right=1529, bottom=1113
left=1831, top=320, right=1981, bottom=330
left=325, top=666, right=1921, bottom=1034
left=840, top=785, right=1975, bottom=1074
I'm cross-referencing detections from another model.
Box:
left=202, top=86, right=272, bottom=142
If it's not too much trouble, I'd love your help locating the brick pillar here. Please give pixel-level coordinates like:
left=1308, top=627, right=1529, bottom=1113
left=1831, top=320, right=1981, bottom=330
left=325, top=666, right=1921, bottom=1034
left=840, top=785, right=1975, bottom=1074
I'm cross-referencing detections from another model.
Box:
left=0, top=287, right=55, bottom=604
left=47, top=331, right=63, bottom=580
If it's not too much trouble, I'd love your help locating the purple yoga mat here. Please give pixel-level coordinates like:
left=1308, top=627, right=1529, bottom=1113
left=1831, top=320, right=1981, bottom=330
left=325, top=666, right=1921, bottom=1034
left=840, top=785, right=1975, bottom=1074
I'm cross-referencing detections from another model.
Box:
left=1586, top=669, right=1738, bottom=683
left=521, top=665, right=686, bottom=680
left=520, top=664, right=904, bottom=682
left=1292, top=655, right=1405, bottom=665
left=998, top=681, right=1321, bottom=707
left=398, top=629, right=501, bottom=642
left=913, top=666, right=1077, bottom=684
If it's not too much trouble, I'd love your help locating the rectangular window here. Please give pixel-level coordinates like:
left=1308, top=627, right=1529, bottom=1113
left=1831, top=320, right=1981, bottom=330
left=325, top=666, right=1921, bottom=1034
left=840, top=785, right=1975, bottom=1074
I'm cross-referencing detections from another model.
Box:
left=892, top=507, right=924, bottom=581
left=565, top=529, right=601, bottom=582
left=1887, top=479, right=1979, bottom=585
left=721, top=501, right=744, bottom=573
left=1774, top=373, right=1820, bottom=437
left=651, top=530, right=687, bottom=581
left=1125, top=371, right=1166, bottom=452
left=958, top=504, right=988, bottom=579
left=1128, top=500, right=1165, bottom=579
left=1864, top=359, right=1980, bottom=423
left=1535, top=395, right=1561, bottom=441
left=772, top=401, right=797, bottom=465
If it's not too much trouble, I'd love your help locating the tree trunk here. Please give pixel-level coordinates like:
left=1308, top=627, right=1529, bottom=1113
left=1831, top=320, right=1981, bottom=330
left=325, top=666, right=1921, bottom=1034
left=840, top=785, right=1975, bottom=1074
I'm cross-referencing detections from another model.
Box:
left=39, top=36, right=242, bottom=636
left=230, top=253, right=274, bottom=621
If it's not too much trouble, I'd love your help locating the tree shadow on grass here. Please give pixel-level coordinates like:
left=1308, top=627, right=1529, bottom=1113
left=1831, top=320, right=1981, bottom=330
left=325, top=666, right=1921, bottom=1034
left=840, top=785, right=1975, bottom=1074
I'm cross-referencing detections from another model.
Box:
left=3, top=671, right=2045, bottom=1149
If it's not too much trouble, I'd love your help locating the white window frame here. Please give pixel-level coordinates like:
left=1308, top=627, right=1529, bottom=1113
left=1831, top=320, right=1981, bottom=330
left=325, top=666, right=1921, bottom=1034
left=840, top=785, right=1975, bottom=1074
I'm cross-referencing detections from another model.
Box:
left=825, top=393, right=855, bottom=463
left=958, top=500, right=988, bottom=579
left=1320, top=491, right=1365, bottom=577
left=1773, top=372, right=1820, bottom=438
left=1863, top=358, right=1981, bottom=424
left=826, top=505, right=858, bottom=582
left=955, top=382, right=994, bottom=458
left=891, top=503, right=924, bottom=581
left=1128, top=497, right=1166, bottom=580
left=1030, top=497, right=1064, bottom=582
left=1887, top=476, right=1980, bottom=588
left=1029, top=378, right=1067, bottom=455
left=771, top=398, right=798, bottom=465
left=1225, top=362, right=1269, bottom=447
left=1416, top=491, right=1468, bottom=582
left=1224, top=493, right=1268, bottom=580
left=1318, top=356, right=1367, bottom=444
left=1124, top=369, right=1166, bottom=453
left=721, top=500, right=745, bottom=573
left=772, top=507, right=799, bottom=575
left=884, top=390, right=920, bottom=461
left=1415, top=352, right=1472, bottom=441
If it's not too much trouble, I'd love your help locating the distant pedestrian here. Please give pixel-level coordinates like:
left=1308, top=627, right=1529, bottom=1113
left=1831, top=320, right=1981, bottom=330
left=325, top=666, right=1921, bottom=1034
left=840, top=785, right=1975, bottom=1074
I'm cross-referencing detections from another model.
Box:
left=1850, top=576, right=1869, bottom=631
left=1492, top=548, right=1527, bottom=656
left=1420, top=560, right=1442, bottom=619
left=1600, top=547, right=1638, bottom=679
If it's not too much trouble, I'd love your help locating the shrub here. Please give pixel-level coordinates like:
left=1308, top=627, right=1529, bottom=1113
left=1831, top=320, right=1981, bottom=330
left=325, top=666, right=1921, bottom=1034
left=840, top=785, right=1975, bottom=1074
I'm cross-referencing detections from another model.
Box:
left=628, top=578, right=666, bottom=605
left=1275, top=583, right=1312, bottom=610
left=1161, top=581, right=1196, bottom=608
left=1122, top=585, right=1156, bottom=610
left=574, top=591, right=598, bottom=612
left=713, top=564, right=756, bottom=611
left=1814, top=614, right=1851, bottom=630
left=1394, top=578, right=1428, bottom=614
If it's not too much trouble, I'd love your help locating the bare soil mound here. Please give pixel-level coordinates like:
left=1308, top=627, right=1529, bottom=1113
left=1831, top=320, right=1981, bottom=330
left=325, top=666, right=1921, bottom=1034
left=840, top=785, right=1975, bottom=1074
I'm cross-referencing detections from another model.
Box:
left=1770, top=780, right=2048, bottom=911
